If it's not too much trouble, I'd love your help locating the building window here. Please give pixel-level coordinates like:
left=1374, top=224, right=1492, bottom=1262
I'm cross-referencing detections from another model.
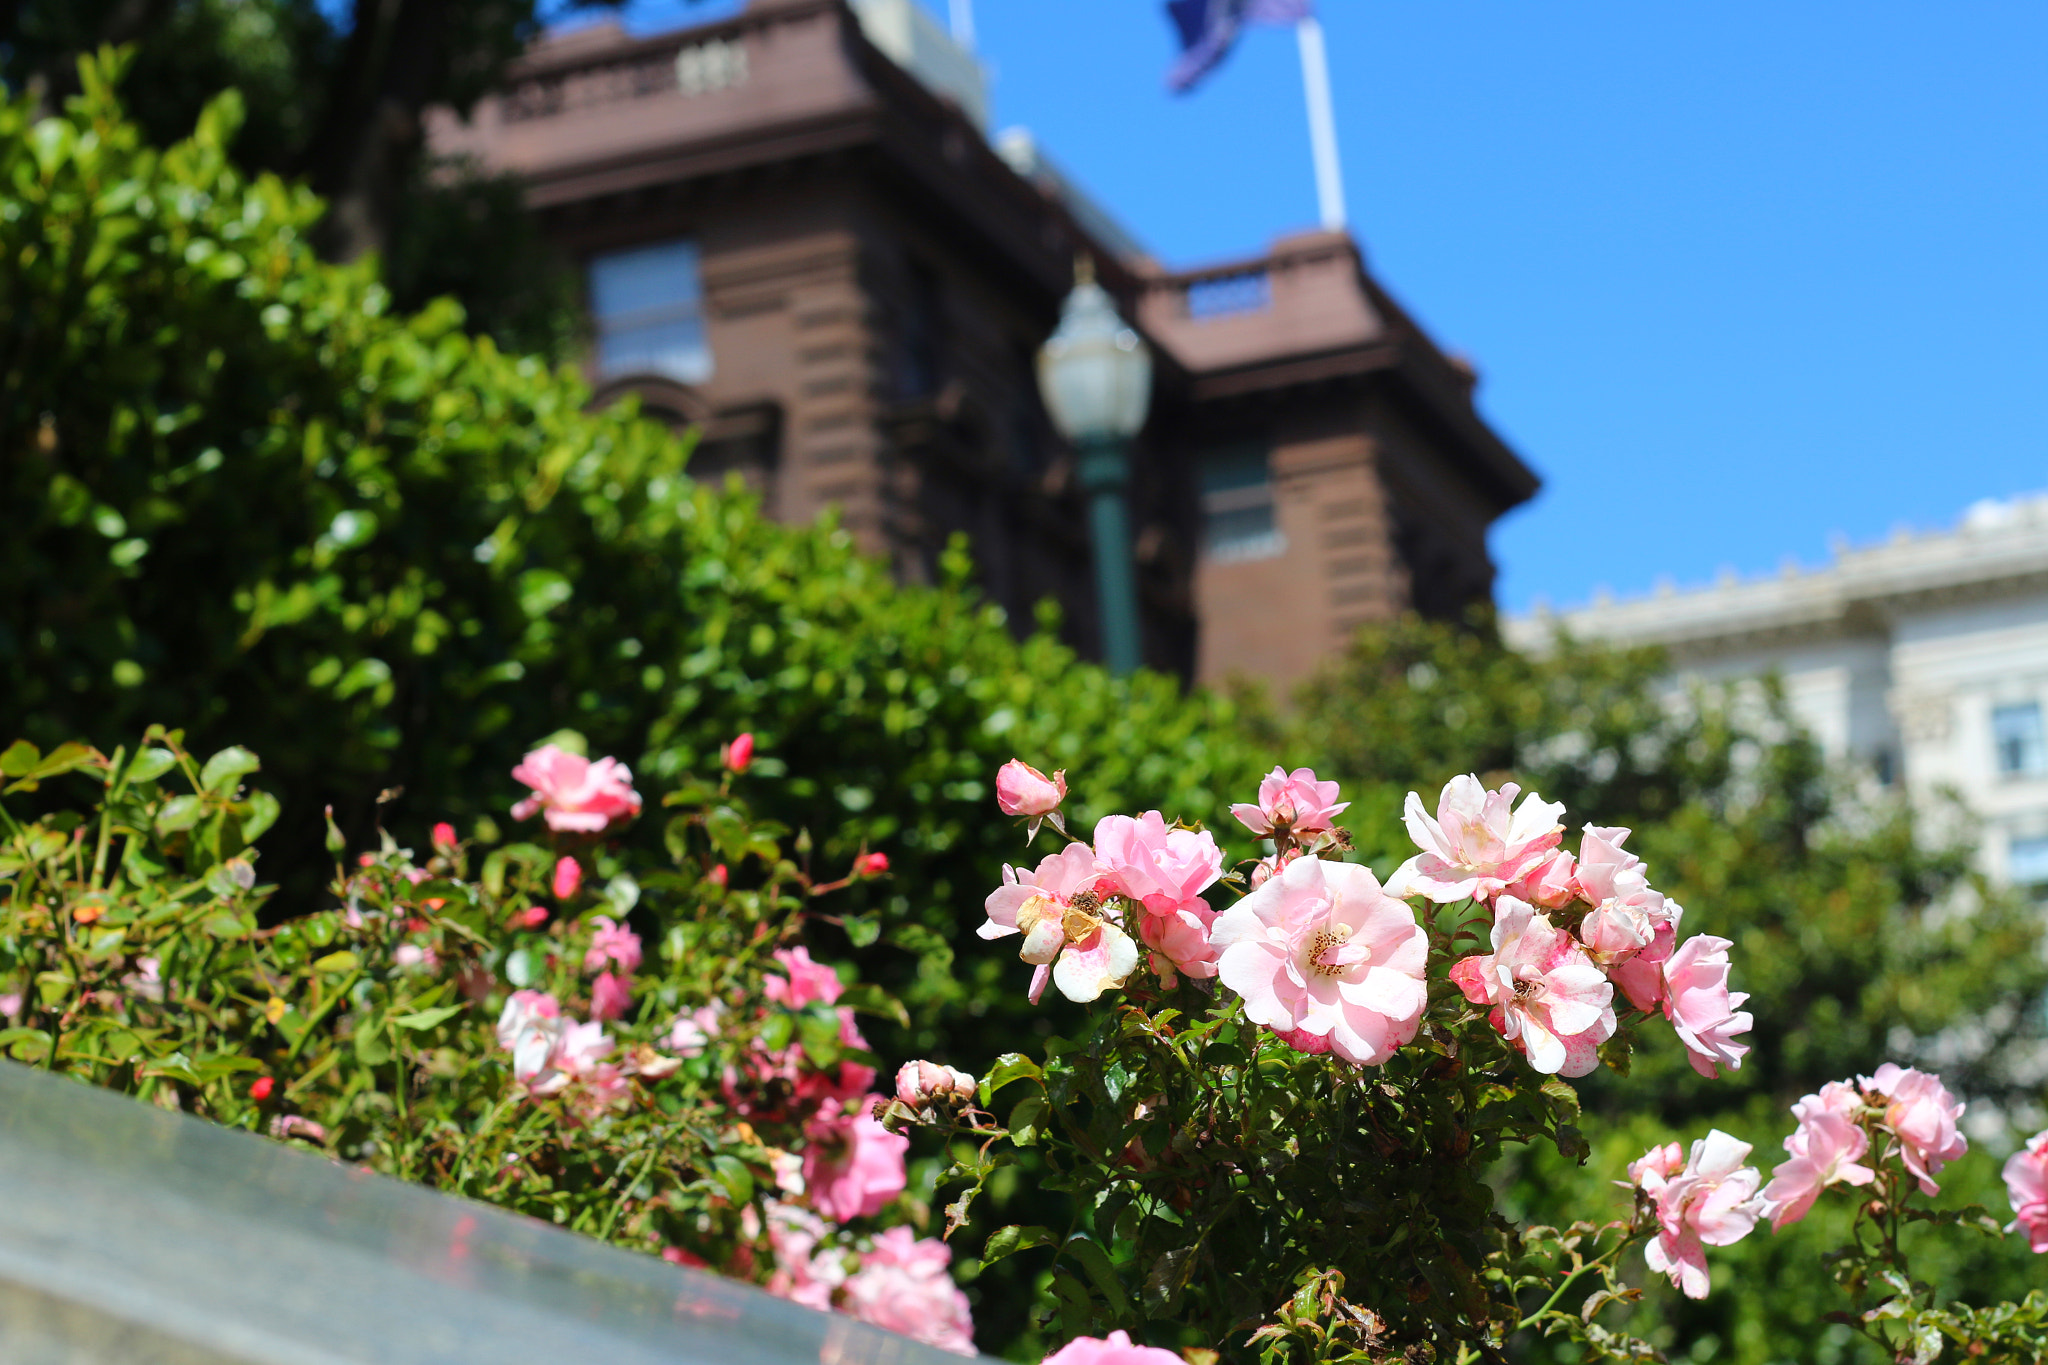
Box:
left=2010, top=832, right=2048, bottom=893
left=589, top=239, right=712, bottom=384
left=1993, top=701, right=2047, bottom=776
left=1200, top=444, right=1284, bottom=563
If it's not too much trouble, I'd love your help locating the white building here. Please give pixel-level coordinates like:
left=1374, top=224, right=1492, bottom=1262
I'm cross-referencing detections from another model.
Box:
left=1508, top=494, right=2048, bottom=889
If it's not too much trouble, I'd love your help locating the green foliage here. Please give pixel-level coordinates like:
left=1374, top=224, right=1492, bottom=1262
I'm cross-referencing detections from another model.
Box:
left=0, top=730, right=944, bottom=1297
left=0, top=62, right=1267, bottom=1070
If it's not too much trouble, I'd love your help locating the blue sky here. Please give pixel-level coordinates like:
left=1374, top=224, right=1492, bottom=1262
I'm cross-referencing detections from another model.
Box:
left=604, top=1, right=2048, bottom=613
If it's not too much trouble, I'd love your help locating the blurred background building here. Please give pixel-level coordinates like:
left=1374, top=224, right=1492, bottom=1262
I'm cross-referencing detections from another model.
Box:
left=1512, top=494, right=2048, bottom=892
left=427, top=0, right=1536, bottom=692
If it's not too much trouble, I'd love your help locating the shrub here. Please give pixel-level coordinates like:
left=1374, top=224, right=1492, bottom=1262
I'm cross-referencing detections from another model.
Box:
left=0, top=56, right=1268, bottom=1057
left=12, top=733, right=2044, bottom=1363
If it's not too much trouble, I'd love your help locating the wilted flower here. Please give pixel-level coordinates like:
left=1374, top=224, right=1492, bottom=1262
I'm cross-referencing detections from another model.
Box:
left=1861, top=1063, right=1967, bottom=1195
left=895, top=1060, right=976, bottom=1107
left=722, top=732, right=755, bottom=773
left=840, top=1226, right=976, bottom=1354
left=1761, top=1081, right=1874, bottom=1229
left=2002, top=1131, right=2048, bottom=1253
left=1211, top=856, right=1428, bottom=1067
left=1448, top=897, right=1615, bottom=1077
left=510, top=744, right=642, bottom=832
left=980, top=843, right=1138, bottom=1005
left=1660, top=935, right=1751, bottom=1078
left=1639, top=1130, right=1764, bottom=1299
left=1042, top=1331, right=1186, bottom=1365
left=552, top=856, right=583, bottom=900
left=1229, top=766, right=1349, bottom=840
left=1387, top=775, right=1565, bottom=904
left=802, top=1097, right=909, bottom=1222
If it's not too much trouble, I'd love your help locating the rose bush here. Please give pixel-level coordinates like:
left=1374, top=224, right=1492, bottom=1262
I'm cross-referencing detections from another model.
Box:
left=896, top=760, right=2048, bottom=1362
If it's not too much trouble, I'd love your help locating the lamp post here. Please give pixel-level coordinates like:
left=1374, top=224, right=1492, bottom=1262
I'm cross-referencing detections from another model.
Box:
left=1036, top=259, right=1153, bottom=676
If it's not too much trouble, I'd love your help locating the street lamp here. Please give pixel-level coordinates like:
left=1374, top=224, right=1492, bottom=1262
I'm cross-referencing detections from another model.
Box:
left=1036, top=257, right=1153, bottom=676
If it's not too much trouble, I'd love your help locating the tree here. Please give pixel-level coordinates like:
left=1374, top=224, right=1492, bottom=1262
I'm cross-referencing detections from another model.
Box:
left=0, top=0, right=646, bottom=348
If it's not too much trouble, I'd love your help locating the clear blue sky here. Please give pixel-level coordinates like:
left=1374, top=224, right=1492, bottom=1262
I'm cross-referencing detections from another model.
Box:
left=605, top=0, right=2048, bottom=613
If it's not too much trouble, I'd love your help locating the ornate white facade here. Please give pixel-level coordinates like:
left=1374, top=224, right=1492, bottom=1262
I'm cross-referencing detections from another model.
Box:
left=1508, top=495, right=2048, bottom=887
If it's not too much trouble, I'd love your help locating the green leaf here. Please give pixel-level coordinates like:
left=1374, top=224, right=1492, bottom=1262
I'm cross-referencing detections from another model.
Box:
left=391, top=1004, right=464, bottom=1031
left=710, top=1154, right=755, bottom=1205
left=154, top=794, right=205, bottom=835
left=1062, top=1236, right=1134, bottom=1319
left=982, top=1052, right=1042, bottom=1101
left=199, top=746, right=261, bottom=793
left=1007, top=1095, right=1047, bottom=1146
left=0, top=740, right=40, bottom=777
left=313, top=951, right=360, bottom=973
left=124, top=748, right=178, bottom=785
left=982, top=1224, right=1057, bottom=1264
left=239, top=790, right=281, bottom=842
left=353, top=1015, right=391, bottom=1066
left=842, top=911, right=880, bottom=948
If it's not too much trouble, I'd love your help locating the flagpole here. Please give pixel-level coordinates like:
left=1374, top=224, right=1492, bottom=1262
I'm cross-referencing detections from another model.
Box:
left=1294, top=16, right=1347, bottom=232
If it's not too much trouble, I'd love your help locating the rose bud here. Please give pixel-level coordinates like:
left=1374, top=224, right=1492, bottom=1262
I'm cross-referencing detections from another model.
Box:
left=721, top=733, right=754, bottom=774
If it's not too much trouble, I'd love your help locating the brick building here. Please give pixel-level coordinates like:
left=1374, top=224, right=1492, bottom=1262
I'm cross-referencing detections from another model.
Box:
left=428, top=0, right=1537, bottom=692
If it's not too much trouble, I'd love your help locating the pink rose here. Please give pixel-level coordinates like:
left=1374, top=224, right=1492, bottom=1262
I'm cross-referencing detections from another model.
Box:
left=1861, top=1063, right=1967, bottom=1195
left=1501, top=847, right=1577, bottom=910
left=802, top=1097, right=909, bottom=1222
left=856, top=852, right=889, bottom=877
left=1042, top=1331, right=1186, bottom=1365
left=1138, top=898, right=1222, bottom=983
left=764, top=946, right=843, bottom=1008
left=722, top=733, right=754, bottom=774
left=665, top=1002, right=724, bottom=1057
left=1639, top=1130, right=1764, bottom=1299
left=1386, top=775, right=1565, bottom=904
left=1761, top=1081, right=1875, bottom=1229
left=1229, top=765, right=1349, bottom=839
left=1210, top=856, right=1428, bottom=1067
left=1572, top=826, right=1679, bottom=968
left=431, top=821, right=458, bottom=851
left=2003, top=1130, right=2048, bottom=1253
left=1094, top=812, right=1225, bottom=982
left=1094, top=812, right=1223, bottom=908
left=996, top=759, right=1067, bottom=817
left=510, top=744, right=642, bottom=832
left=496, top=990, right=565, bottom=1090
left=590, top=970, right=632, bottom=1021
left=980, top=844, right=1138, bottom=1005
left=1659, top=935, right=1752, bottom=1078
left=895, top=1060, right=977, bottom=1107
left=1270, top=1024, right=1332, bottom=1055
left=552, top=855, right=583, bottom=900
left=582, top=916, right=644, bottom=975
left=1448, top=897, right=1616, bottom=1077
left=1628, top=1141, right=1685, bottom=1195
left=839, top=1226, right=976, bottom=1354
